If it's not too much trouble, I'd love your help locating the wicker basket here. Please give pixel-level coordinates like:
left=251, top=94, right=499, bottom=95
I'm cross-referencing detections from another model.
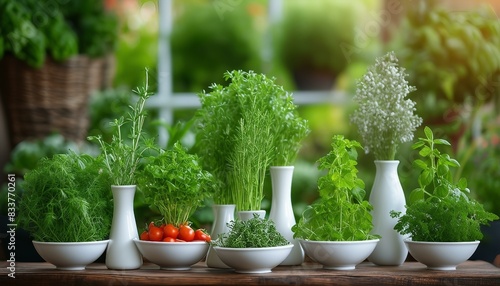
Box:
left=0, top=54, right=110, bottom=147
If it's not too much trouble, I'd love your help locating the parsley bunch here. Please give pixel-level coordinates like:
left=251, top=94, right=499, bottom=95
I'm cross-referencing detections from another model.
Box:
left=138, top=142, right=215, bottom=226
left=292, top=135, right=378, bottom=241
left=391, top=127, right=498, bottom=242
left=213, top=214, right=289, bottom=248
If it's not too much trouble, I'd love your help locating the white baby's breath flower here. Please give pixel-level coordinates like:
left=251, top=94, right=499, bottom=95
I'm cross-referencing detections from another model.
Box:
left=351, top=51, right=423, bottom=160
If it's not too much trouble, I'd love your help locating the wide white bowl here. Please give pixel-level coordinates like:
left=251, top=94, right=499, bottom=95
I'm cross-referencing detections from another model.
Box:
left=299, top=239, right=379, bottom=270
left=404, top=240, right=480, bottom=270
left=133, top=239, right=209, bottom=270
left=213, top=244, right=293, bottom=273
left=33, top=240, right=109, bottom=270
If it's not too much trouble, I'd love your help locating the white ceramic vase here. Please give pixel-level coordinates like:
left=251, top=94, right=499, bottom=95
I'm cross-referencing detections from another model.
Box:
left=269, top=166, right=304, bottom=266
left=237, top=210, right=266, bottom=221
left=105, top=185, right=143, bottom=270
left=368, top=160, right=408, bottom=266
left=206, top=204, right=236, bottom=268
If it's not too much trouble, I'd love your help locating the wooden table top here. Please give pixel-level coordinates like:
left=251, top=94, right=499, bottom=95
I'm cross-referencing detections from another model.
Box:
left=1, top=260, right=499, bottom=285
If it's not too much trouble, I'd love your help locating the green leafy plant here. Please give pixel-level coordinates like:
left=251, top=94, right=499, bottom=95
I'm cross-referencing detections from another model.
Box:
left=292, top=135, right=378, bottom=241
left=138, top=142, right=214, bottom=226
left=390, top=127, right=498, bottom=242
left=17, top=152, right=113, bottom=242
left=196, top=70, right=307, bottom=211
left=88, top=70, right=155, bottom=186
left=213, top=214, right=289, bottom=248
left=0, top=0, right=118, bottom=68
left=351, top=51, right=423, bottom=160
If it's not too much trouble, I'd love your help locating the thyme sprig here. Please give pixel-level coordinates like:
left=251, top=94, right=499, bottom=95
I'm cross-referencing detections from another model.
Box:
left=213, top=214, right=289, bottom=248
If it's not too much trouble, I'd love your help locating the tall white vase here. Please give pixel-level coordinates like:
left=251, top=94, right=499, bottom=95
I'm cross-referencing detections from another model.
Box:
left=368, top=160, right=408, bottom=266
left=269, top=166, right=304, bottom=266
left=206, top=204, right=235, bottom=268
left=106, top=185, right=143, bottom=270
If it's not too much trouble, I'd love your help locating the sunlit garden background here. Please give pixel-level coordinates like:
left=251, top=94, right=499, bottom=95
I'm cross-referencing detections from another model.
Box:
left=1, top=0, right=499, bottom=254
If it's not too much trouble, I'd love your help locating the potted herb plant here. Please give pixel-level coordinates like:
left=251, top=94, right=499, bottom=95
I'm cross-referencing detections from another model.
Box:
left=212, top=214, right=292, bottom=273
left=292, top=135, right=379, bottom=270
left=196, top=70, right=304, bottom=267
left=88, top=70, right=154, bottom=270
left=0, top=0, right=118, bottom=146
left=16, top=152, right=112, bottom=270
left=133, top=142, right=213, bottom=270
left=350, top=51, right=423, bottom=266
left=390, top=127, right=498, bottom=270
left=197, top=70, right=305, bottom=215
left=267, top=86, right=309, bottom=266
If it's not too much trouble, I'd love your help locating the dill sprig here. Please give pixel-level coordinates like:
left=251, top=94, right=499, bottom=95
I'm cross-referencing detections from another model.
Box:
left=18, top=152, right=113, bottom=242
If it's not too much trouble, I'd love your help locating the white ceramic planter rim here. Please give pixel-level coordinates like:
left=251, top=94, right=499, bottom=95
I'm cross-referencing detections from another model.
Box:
left=404, top=239, right=480, bottom=245
left=299, top=239, right=380, bottom=244
left=33, top=240, right=109, bottom=245
left=213, top=244, right=293, bottom=251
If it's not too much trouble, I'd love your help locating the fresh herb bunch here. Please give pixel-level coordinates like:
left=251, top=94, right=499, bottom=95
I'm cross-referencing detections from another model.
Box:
left=17, top=152, right=112, bottom=242
left=196, top=70, right=307, bottom=210
left=351, top=51, right=422, bottom=160
left=292, top=135, right=378, bottom=241
left=270, top=90, right=309, bottom=167
left=89, top=70, right=155, bottom=186
left=390, top=127, right=498, bottom=242
left=213, top=214, right=289, bottom=248
left=138, top=142, right=214, bottom=226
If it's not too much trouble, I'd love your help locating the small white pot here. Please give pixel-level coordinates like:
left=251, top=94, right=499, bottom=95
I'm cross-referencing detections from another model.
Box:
left=404, top=240, right=480, bottom=270
left=299, top=239, right=380, bottom=270
left=213, top=244, right=293, bottom=273
left=33, top=240, right=109, bottom=270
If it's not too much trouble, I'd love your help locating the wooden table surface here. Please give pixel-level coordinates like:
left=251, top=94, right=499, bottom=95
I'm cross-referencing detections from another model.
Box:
left=1, top=260, right=499, bottom=285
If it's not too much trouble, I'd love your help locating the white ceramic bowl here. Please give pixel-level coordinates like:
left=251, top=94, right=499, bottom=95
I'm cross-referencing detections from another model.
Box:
left=213, top=244, right=293, bottom=273
left=404, top=240, right=480, bottom=270
left=32, top=240, right=109, bottom=270
left=133, top=239, right=209, bottom=270
left=299, top=239, right=379, bottom=270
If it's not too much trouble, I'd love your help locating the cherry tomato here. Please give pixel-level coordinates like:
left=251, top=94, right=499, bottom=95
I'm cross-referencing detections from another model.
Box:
left=194, top=229, right=211, bottom=242
left=149, top=221, right=156, bottom=229
left=175, top=239, right=185, bottom=242
left=178, top=224, right=195, bottom=242
left=163, top=224, right=179, bottom=239
left=163, top=236, right=176, bottom=242
left=140, top=230, right=149, bottom=241
left=148, top=225, right=164, bottom=241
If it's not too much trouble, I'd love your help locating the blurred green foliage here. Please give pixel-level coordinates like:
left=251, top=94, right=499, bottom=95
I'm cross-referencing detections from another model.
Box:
left=393, top=2, right=500, bottom=119
left=170, top=2, right=262, bottom=92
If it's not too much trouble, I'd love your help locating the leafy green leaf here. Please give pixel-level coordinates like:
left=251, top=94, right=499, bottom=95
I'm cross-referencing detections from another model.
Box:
left=409, top=188, right=425, bottom=204
left=433, top=139, right=451, bottom=145
left=424, top=126, right=433, bottom=141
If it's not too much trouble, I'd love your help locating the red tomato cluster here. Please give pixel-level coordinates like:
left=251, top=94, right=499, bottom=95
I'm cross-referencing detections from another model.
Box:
left=140, top=222, right=211, bottom=243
